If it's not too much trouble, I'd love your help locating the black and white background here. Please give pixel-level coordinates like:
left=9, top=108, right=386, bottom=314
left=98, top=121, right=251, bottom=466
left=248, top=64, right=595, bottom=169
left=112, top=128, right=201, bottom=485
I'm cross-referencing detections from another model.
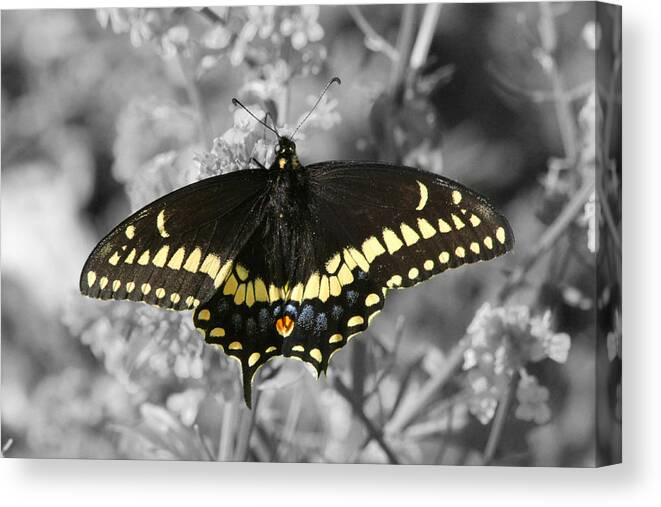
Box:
left=2, top=0, right=654, bottom=503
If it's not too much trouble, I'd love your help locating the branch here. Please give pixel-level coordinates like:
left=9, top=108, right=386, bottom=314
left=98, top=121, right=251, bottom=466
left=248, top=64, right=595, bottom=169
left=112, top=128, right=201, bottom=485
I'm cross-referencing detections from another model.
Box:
left=333, top=376, right=401, bottom=464
left=385, top=337, right=469, bottom=435
left=499, top=179, right=595, bottom=302
left=347, top=6, right=399, bottom=62
left=176, top=52, right=213, bottom=150
left=409, top=3, right=442, bottom=73
left=482, top=370, right=520, bottom=465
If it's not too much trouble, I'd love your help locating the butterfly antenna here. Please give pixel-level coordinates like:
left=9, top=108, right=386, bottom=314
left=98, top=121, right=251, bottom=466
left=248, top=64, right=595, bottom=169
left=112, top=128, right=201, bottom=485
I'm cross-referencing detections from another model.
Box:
left=292, top=76, right=341, bottom=140
left=231, top=98, right=280, bottom=138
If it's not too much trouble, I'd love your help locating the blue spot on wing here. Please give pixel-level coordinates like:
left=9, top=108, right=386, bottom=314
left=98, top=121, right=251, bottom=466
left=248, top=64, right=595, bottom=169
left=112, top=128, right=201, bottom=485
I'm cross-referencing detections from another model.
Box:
left=299, top=305, right=315, bottom=331
left=314, top=313, right=328, bottom=333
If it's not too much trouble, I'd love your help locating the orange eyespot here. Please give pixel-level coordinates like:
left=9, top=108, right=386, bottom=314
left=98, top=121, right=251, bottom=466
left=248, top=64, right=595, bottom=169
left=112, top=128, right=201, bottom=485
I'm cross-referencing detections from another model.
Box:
left=275, top=315, right=295, bottom=337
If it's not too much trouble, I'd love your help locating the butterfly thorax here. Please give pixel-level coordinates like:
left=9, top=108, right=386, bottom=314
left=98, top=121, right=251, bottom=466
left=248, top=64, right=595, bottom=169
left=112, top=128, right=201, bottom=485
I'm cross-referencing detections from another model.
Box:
left=271, top=136, right=301, bottom=171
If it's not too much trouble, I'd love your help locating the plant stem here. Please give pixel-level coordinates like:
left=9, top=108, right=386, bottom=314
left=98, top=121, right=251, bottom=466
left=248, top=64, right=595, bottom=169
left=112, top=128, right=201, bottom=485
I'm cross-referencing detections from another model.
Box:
left=409, top=3, right=442, bottom=73
left=176, top=52, right=213, bottom=150
left=385, top=337, right=469, bottom=435
left=499, top=179, right=595, bottom=302
left=389, top=4, right=417, bottom=96
left=482, top=370, right=520, bottom=465
left=333, top=376, right=400, bottom=464
left=538, top=3, right=578, bottom=163
left=347, top=5, right=399, bottom=62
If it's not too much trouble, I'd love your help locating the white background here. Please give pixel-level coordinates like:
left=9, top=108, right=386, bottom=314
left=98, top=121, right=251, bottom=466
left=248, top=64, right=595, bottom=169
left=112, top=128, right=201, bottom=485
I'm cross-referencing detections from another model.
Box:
left=1, top=0, right=658, bottom=505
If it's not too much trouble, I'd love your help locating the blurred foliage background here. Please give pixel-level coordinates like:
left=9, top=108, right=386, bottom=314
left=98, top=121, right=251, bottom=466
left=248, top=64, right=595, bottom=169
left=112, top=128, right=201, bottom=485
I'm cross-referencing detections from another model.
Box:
left=1, top=3, right=620, bottom=465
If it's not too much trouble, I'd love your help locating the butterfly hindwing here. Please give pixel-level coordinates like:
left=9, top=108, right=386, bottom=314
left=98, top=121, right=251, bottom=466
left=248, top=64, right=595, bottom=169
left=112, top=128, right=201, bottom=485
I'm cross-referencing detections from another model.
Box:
left=80, top=169, right=269, bottom=311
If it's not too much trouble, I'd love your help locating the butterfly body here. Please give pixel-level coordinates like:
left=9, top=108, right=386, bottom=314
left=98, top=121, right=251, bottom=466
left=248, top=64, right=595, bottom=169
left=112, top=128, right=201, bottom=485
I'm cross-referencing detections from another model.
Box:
left=81, top=135, right=514, bottom=407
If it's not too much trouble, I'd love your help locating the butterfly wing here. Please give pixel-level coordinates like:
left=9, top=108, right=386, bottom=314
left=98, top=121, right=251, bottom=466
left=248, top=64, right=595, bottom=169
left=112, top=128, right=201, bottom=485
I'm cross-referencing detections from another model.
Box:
left=80, top=169, right=270, bottom=311
left=295, top=160, right=514, bottom=366
left=193, top=161, right=514, bottom=407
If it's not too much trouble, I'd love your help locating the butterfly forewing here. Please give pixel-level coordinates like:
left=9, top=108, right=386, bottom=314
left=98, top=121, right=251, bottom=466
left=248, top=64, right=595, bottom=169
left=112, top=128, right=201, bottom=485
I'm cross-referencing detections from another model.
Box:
left=80, top=170, right=269, bottom=311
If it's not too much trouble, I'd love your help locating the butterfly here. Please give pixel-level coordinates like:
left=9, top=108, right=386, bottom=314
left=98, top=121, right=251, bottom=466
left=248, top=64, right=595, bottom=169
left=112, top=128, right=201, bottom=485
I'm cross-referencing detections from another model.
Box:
left=80, top=78, right=514, bottom=407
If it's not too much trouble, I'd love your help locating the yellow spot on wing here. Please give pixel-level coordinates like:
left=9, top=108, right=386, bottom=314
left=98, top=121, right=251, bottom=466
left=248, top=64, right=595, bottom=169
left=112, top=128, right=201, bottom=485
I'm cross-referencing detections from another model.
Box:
left=417, top=218, right=437, bottom=239
left=470, top=242, right=480, bottom=254
left=408, top=267, right=419, bottom=279
left=228, top=341, right=242, bottom=350
left=198, top=309, right=211, bottom=321
left=329, top=334, right=343, bottom=344
left=400, top=223, right=420, bottom=246
left=439, top=251, right=450, bottom=263
left=170, top=293, right=181, bottom=304
left=185, top=296, right=195, bottom=307
left=387, top=275, right=402, bottom=288
left=309, top=348, right=322, bottom=362
left=223, top=274, right=238, bottom=296
left=124, top=249, right=136, bottom=264
left=496, top=227, right=506, bottom=244
left=416, top=180, right=429, bottom=210
left=141, top=283, right=151, bottom=295
left=245, top=281, right=255, bottom=307
left=152, top=245, right=170, bottom=267
left=156, top=210, right=169, bottom=238
left=382, top=228, right=404, bottom=254
left=304, top=273, right=320, bottom=300
left=111, top=280, right=121, bottom=292
left=234, top=284, right=246, bottom=305
left=87, top=271, right=96, bottom=287
left=424, top=260, right=434, bottom=271
left=269, top=284, right=282, bottom=302
left=329, top=276, right=342, bottom=297
left=346, top=247, right=370, bottom=272
left=365, top=293, right=380, bottom=307
left=319, top=275, right=330, bottom=302
left=248, top=352, right=261, bottom=367
left=470, top=214, right=481, bottom=227
left=210, top=327, right=225, bottom=337
left=200, top=254, right=222, bottom=278
left=362, top=236, right=385, bottom=262
left=452, top=190, right=462, bottom=205
left=236, top=264, right=249, bottom=281
left=99, top=277, right=108, bottom=290
left=337, top=264, right=354, bottom=286
left=455, top=246, right=466, bottom=258
left=265, top=346, right=277, bottom=353
left=125, top=225, right=135, bottom=239
left=292, top=345, right=305, bottom=352
left=108, top=252, right=120, bottom=265
left=289, top=282, right=304, bottom=303
left=126, top=282, right=136, bottom=293
left=451, top=214, right=465, bottom=230
left=325, top=253, right=341, bottom=274
left=183, top=247, right=202, bottom=272
left=214, top=260, right=234, bottom=288
left=167, top=247, right=185, bottom=270
left=438, top=219, right=452, bottom=233
left=138, top=250, right=150, bottom=265
left=155, top=287, right=166, bottom=299
left=254, top=278, right=269, bottom=302
left=484, top=236, right=493, bottom=249
left=347, top=316, right=364, bottom=327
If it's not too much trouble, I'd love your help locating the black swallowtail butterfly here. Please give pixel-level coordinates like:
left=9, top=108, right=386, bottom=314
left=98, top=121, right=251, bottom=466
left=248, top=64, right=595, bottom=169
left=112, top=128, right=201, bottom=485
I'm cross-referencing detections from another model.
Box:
left=80, top=78, right=514, bottom=407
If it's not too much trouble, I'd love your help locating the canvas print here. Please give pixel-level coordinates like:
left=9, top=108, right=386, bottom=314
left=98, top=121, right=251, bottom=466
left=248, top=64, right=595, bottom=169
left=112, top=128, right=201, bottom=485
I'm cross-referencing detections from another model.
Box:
left=1, top=2, right=621, bottom=466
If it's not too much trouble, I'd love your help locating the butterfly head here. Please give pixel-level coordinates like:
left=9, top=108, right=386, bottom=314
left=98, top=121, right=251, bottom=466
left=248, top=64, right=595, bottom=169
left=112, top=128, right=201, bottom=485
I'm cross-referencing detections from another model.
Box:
left=274, top=136, right=300, bottom=170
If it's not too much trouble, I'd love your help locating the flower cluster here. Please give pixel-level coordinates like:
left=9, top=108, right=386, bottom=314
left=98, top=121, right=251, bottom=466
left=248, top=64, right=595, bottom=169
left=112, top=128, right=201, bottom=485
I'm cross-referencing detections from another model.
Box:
left=97, top=8, right=191, bottom=58
left=462, top=303, right=571, bottom=424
